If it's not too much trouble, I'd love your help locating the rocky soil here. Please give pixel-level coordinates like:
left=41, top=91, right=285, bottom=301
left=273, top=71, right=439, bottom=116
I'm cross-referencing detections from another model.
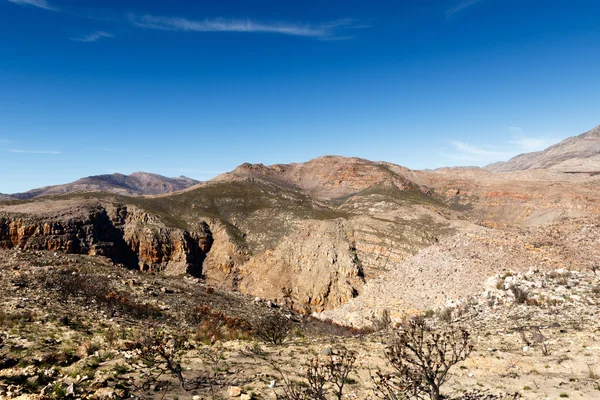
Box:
left=1, top=249, right=600, bottom=399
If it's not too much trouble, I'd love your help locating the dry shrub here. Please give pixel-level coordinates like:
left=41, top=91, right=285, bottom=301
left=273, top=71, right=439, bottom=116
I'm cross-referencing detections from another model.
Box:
left=255, top=313, right=293, bottom=345
left=77, top=339, right=98, bottom=359
left=0, top=310, right=35, bottom=328
left=436, top=307, right=454, bottom=323
left=128, top=329, right=188, bottom=390
left=509, top=285, right=530, bottom=304
left=186, top=305, right=253, bottom=343
left=374, top=317, right=473, bottom=400
left=40, top=270, right=163, bottom=320
left=302, top=316, right=374, bottom=337
left=279, top=347, right=357, bottom=400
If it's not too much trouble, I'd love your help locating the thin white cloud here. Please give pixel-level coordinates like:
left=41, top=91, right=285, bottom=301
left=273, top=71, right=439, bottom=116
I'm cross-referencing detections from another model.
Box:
left=446, top=0, right=483, bottom=18
left=128, top=14, right=360, bottom=39
left=508, top=126, right=524, bottom=134
left=443, top=141, right=512, bottom=162
left=0, top=139, right=12, bottom=144
left=508, top=136, right=555, bottom=152
left=4, top=149, right=61, bottom=154
left=8, top=0, right=58, bottom=11
left=70, top=31, right=114, bottom=43
left=442, top=127, right=559, bottom=165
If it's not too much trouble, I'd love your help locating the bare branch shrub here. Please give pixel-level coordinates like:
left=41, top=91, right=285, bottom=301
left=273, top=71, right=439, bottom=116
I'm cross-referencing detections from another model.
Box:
left=326, top=347, right=357, bottom=400
left=277, top=347, right=357, bottom=400
left=199, top=341, right=227, bottom=383
left=372, top=309, right=392, bottom=332
left=279, top=357, right=330, bottom=400
left=128, top=329, right=188, bottom=391
left=376, top=317, right=473, bottom=400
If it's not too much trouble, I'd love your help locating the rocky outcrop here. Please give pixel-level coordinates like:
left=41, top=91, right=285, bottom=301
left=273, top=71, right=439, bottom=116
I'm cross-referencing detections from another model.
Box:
left=0, top=203, right=212, bottom=276
left=236, top=219, right=365, bottom=312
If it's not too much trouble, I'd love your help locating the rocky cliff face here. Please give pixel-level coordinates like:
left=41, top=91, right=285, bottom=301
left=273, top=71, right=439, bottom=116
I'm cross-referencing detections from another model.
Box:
left=0, top=202, right=212, bottom=276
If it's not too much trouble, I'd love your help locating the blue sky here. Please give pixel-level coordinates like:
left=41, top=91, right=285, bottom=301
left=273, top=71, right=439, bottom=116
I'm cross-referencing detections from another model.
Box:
left=1, top=0, right=600, bottom=193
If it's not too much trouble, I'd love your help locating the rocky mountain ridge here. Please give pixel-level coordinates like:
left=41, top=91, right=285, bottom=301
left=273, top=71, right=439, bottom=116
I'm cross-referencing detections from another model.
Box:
left=5, top=172, right=199, bottom=200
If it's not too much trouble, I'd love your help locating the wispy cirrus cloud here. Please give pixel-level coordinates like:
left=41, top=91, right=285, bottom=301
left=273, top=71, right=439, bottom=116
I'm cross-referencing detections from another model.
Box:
left=4, top=148, right=61, bottom=154
left=507, top=126, right=557, bottom=152
left=446, top=0, right=483, bottom=18
left=442, top=140, right=512, bottom=162
left=441, top=126, right=560, bottom=164
left=128, top=14, right=362, bottom=39
left=8, top=0, right=58, bottom=11
left=8, top=0, right=366, bottom=41
left=70, top=31, right=114, bottom=42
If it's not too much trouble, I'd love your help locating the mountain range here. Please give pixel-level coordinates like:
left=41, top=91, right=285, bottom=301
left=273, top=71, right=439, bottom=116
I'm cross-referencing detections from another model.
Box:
left=0, top=172, right=199, bottom=200
left=1, top=125, right=599, bottom=318
left=3, top=125, right=600, bottom=202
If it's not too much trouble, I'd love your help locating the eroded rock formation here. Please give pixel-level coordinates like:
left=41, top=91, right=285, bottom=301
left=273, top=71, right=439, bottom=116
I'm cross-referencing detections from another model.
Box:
left=0, top=203, right=212, bottom=277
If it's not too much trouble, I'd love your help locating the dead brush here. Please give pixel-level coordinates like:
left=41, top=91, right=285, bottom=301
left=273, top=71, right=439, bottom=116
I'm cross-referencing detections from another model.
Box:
left=187, top=305, right=253, bottom=343
left=435, top=306, right=454, bottom=323
left=77, top=339, right=98, bottom=359
left=376, top=316, right=473, bottom=400
left=254, top=312, right=293, bottom=345
left=277, top=347, right=357, bottom=400
left=587, top=362, right=599, bottom=380
left=509, top=285, right=530, bottom=304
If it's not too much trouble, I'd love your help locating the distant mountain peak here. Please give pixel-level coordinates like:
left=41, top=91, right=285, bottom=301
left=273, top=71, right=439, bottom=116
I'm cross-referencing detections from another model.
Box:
left=6, top=172, right=200, bottom=200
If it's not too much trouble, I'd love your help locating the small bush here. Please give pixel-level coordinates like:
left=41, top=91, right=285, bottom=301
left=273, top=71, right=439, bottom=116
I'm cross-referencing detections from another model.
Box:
left=254, top=313, right=292, bottom=345
left=186, top=304, right=253, bottom=343
left=128, top=329, right=188, bottom=390
left=510, top=285, right=530, bottom=304
left=279, top=347, right=357, bottom=400
left=77, top=340, right=98, bottom=359
left=436, top=307, right=454, bottom=323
